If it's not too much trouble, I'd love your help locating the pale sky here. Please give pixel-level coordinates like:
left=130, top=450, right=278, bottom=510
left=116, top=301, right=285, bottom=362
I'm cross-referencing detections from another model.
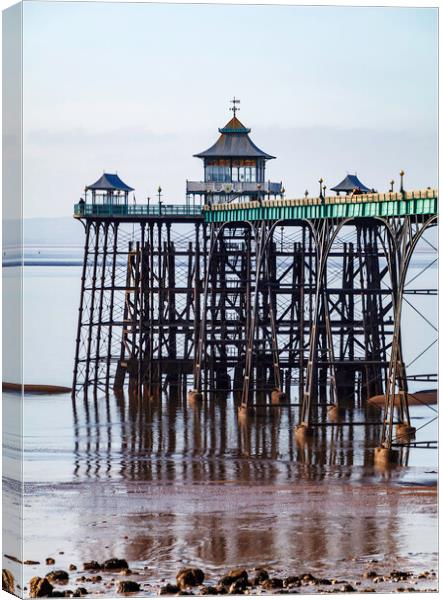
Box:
left=21, top=1, right=438, bottom=218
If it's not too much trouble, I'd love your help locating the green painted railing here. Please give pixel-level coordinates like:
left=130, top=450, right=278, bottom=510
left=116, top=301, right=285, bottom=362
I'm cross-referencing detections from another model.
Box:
left=73, top=203, right=203, bottom=218
left=73, top=190, right=438, bottom=222
left=204, top=192, right=438, bottom=223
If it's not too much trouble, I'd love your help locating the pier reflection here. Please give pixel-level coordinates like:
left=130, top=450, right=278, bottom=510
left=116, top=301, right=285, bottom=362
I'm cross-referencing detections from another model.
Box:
left=65, top=383, right=437, bottom=582
left=71, top=381, right=410, bottom=484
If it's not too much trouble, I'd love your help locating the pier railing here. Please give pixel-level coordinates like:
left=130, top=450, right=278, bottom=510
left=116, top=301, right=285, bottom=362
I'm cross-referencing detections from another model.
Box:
left=186, top=180, right=283, bottom=194
left=73, top=203, right=203, bottom=218
left=73, top=189, right=437, bottom=221
left=204, top=189, right=438, bottom=222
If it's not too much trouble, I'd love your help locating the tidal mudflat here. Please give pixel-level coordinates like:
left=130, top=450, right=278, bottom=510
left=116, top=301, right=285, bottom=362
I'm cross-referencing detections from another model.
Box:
left=3, top=385, right=438, bottom=597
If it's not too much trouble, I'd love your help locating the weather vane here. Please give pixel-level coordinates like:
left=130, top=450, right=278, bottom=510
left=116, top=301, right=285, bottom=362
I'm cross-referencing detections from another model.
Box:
left=230, top=97, right=240, bottom=117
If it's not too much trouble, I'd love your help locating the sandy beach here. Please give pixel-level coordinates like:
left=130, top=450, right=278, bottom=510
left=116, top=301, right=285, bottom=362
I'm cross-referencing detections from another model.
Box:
left=4, top=475, right=438, bottom=596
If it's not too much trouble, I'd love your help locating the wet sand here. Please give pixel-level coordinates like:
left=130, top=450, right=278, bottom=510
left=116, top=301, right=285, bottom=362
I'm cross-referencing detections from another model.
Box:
left=6, top=476, right=438, bottom=595
left=2, top=387, right=437, bottom=596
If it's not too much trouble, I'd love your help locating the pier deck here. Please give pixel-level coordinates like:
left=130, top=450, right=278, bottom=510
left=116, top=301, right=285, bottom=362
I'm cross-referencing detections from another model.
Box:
left=74, top=189, right=437, bottom=222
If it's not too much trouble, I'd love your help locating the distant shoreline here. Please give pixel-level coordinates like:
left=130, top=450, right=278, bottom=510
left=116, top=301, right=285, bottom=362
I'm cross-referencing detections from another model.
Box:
left=3, top=261, right=83, bottom=267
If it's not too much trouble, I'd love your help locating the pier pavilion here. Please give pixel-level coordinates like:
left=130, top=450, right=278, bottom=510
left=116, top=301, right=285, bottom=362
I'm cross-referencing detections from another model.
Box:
left=186, top=101, right=283, bottom=206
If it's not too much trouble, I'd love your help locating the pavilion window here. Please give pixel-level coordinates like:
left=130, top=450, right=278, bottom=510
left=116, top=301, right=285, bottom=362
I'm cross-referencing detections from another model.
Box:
left=231, top=160, right=257, bottom=183
left=238, top=167, right=256, bottom=183
left=205, top=159, right=231, bottom=183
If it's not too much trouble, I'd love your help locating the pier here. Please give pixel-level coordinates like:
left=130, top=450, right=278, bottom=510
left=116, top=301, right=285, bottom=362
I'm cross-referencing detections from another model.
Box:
left=72, top=106, right=438, bottom=460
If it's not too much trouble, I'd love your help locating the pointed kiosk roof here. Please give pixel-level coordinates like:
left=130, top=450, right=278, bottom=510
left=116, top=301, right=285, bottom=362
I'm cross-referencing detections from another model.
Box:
left=194, top=116, right=275, bottom=160
left=86, top=173, right=134, bottom=192
left=331, top=174, right=371, bottom=193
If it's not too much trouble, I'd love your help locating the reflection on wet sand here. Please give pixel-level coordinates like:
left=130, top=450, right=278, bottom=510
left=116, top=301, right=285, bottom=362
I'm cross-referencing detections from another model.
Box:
left=71, top=383, right=413, bottom=484
left=17, top=382, right=437, bottom=594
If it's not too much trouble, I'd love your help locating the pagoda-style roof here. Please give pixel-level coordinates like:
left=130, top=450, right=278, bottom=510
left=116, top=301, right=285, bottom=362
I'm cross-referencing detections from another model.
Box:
left=195, top=116, right=275, bottom=160
left=218, top=116, right=251, bottom=134
left=86, top=173, right=134, bottom=192
left=331, top=174, right=371, bottom=193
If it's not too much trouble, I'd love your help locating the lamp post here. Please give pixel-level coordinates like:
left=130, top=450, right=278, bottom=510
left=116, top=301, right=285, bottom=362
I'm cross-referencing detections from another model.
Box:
left=304, top=190, right=309, bottom=198
left=147, top=196, right=151, bottom=215
left=158, top=186, right=162, bottom=215
left=257, top=183, right=262, bottom=205
left=390, top=180, right=395, bottom=193
left=319, top=178, right=324, bottom=204
left=399, top=170, right=405, bottom=194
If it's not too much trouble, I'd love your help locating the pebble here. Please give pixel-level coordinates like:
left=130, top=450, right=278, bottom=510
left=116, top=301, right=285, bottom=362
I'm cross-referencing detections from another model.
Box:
left=227, top=568, right=248, bottom=583
left=261, top=578, right=283, bottom=590
left=102, top=558, right=129, bottom=570
left=75, top=588, right=88, bottom=596
left=341, top=583, right=356, bottom=592
left=160, top=583, right=180, bottom=595
left=83, top=561, right=100, bottom=571
left=45, top=558, right=56, bottom=566
left=45, top=571, right=70, bottom=583
left=198, top=585, right=218, bottom=595
left=390, top=570, right=411, bottom=580
left=283, top=576, right=301, bottom=588
left=176, top=568, right=205, bottom=589
left=116, top=580, right=141, bottom=593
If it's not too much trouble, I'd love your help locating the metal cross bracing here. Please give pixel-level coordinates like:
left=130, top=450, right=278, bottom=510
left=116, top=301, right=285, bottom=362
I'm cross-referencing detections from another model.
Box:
left=72, top=208, right=437, bottom=459
left=73, top=219, right=205, bottom=398
left=190, top=213, right=437, bottom=453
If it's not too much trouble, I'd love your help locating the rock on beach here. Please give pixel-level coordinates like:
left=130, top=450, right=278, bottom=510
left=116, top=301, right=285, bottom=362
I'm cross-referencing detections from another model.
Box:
left=116, top=580, right=141, bottom=593
left=176, top=568, right=205, bottom=589
left=2, top=569, right=15, bottom=594
left=102, top=558, right=129, bottom=570
left=29, top=576, right=54, bottom=598
left=45, top=570, right=69, bottom=583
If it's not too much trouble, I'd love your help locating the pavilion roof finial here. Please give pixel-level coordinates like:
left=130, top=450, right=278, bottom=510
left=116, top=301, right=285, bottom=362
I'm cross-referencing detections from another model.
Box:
left=230, top=96, right=240, bottom=118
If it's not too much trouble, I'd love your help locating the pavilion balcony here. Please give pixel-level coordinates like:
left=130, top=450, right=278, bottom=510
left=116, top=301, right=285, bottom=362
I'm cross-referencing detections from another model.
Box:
left=186, top=180, right=283, bottom=195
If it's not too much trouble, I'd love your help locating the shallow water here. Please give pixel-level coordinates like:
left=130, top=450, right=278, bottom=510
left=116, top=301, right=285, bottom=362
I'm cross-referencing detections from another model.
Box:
left=2, top=262, right=438, bottom=595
